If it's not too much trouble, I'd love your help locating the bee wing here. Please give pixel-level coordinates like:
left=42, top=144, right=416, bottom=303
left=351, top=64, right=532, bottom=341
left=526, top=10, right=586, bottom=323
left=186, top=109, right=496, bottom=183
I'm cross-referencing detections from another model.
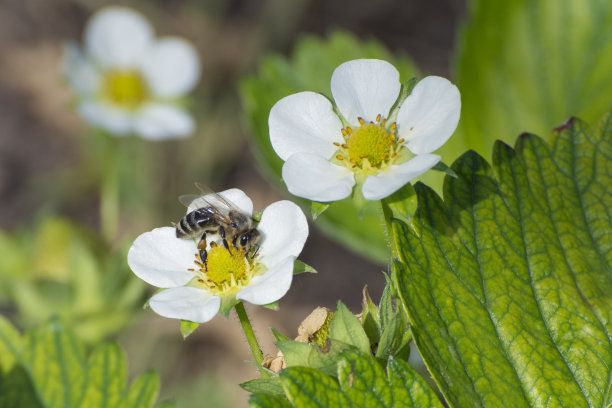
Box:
left=178, top=194, right=202, bottom=209
left=193, top=183, right=250, bottom=217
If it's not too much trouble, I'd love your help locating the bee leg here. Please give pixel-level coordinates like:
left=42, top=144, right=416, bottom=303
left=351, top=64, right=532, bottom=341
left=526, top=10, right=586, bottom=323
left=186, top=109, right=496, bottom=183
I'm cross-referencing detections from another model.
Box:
left=250, top=244, right=261, bottom=259
left=219, top=226, right=230, bottom=250
left=197, top=234, right=208, bottom=269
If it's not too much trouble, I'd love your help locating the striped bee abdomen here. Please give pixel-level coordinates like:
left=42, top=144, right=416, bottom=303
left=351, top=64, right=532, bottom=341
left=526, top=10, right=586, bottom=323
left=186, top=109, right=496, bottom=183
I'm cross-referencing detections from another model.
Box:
left=175, top=208, right=219, bottom=238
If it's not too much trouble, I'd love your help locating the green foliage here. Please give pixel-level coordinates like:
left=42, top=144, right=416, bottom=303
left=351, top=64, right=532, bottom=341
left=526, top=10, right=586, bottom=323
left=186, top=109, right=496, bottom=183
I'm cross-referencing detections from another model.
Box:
left=391, top=111, right=612, bottom=407
left=0, top=316, right=169, bottom=408
left=240, top=31, right=420, bottom=264
left=0, top=217, right=145, bottom=343
left=447, top=0, right=612, bottom=161
left=249, top=350, right=442, bottom=408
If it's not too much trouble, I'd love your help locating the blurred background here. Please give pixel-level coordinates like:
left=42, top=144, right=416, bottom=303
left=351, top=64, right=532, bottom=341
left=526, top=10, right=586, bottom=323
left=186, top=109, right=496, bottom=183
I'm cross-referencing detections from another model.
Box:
left=4, top=0, right=609, bottom=406
left=0, top=0, right=465, bottom=405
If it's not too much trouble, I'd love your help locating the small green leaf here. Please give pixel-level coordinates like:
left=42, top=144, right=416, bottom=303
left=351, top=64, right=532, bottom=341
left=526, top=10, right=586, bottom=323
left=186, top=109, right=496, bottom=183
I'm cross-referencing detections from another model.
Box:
left=0, top=364, right=44, bottom=408
left=375, top=313, right=402, bottom=361
left=378, top=282, right=394, bottom=331
left=431, top=161, right=457, bottom=178
left=270, top=327, right=289, bottom=342
left=83, top=343, right=126, bottom=408
left=120, top=371, right=159, bottom=408
left=382, top=184, right=418, bottom=226
left=240, top=377, right=284, bottom=396
left=392, top=112, right=612, bottom=407
left=292, top=260, right=317, bottom=275
left=180, top=320, right=199, bottom=339
left=249, top=393, right=292, bottom=408
left=278, top=350, right=442, bottom=407
left=329, top=302, right=371, bottom=355
left=311, top=202, right=329, bottom=220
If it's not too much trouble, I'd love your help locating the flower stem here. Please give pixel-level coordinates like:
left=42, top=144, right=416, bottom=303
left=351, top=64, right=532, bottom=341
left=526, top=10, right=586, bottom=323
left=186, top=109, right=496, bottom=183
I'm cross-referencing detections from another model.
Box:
left=235, top=301, right=265, bottom=367
left=100, top=136, right=120, bottom=243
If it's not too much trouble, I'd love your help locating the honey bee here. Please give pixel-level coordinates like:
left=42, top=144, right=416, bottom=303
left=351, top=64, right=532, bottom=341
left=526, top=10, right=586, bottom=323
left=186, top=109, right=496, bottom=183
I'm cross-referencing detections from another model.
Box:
left=175, top=184, right=260, bottom=265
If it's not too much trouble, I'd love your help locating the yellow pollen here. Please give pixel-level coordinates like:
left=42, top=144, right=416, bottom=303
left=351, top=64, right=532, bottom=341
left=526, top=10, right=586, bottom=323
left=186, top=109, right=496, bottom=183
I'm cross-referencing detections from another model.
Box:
left=103, top=69, right=148, bottom=109
left=345, top=122, right=393, bottom=167
left=336, top=154, right=344, bottom=160
left=358, top=117, right=365, bottom=125
left=201, top=245, right=250, bottom=295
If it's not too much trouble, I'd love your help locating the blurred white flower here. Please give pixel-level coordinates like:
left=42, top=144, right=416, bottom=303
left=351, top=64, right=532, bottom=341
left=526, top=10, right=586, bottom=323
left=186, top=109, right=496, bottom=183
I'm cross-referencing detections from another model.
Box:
left=269, top=59, right=461, bottom=202
left=64, top=6, right=201, bottom=140
left=127, top=188, right=309, bottom=323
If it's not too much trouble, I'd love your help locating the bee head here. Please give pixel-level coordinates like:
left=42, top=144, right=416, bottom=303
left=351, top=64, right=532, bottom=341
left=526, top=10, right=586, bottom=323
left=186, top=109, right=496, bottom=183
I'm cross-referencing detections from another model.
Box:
left=235, top=228, right=260, bottom=252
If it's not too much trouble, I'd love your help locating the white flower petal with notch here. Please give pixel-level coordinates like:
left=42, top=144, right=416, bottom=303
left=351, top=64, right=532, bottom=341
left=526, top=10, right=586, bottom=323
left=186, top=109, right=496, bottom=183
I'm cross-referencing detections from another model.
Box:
left=149, top=286, right=221, bottom=323
left=236, top=256, right=294, bottom=305
left=396, top=76, right=461, bottom=155
left=269, top=91, right=344, bottom=161
left=85, top=6, right=154, bottom=68
left=256, top=200, right=308, bottom=268
left=330, top=59, right=400, bottom=125
left=362, top=154, right=441, bottom=200
left=127, top=227, right=197, bottom=288
left=282, top=152, right=355, bottom=202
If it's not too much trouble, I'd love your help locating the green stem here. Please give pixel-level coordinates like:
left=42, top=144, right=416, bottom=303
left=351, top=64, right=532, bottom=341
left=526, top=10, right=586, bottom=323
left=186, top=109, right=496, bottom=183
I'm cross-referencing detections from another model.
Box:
left=235, top=301, right=265, bottom=367
left=100, top=136, right=120, bottom=243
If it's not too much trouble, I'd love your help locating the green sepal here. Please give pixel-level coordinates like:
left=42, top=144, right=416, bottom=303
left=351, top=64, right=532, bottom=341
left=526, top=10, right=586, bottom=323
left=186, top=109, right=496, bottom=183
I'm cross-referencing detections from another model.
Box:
left=270, top=327, right=290, bottom=342
left=311, top=202, right=330, bottom=220
left=361, top=286, right=381, bottom=346
left=293, top=260, right=317, bottom=275
left=220, top=296, right=240, bottom=318
left=378, top=280, right=394, bottom=331
left=375, top=313, right=403, bottom=361
left=261, top=301, right=279, bottom=311
left=431, top=161, right=458, bottom=178
left=240, top=377, right=284, bottom=396
left=180, top=320, right=199, bottom=339
left=276, top=339, right=357, bottom=377
left=329, top=302, right=371, bottom=355
left=382, top=184, right=418, bottom=226
left=388, top=77, right=418, bottom=120
left=252, top=210, right=263, bottom=222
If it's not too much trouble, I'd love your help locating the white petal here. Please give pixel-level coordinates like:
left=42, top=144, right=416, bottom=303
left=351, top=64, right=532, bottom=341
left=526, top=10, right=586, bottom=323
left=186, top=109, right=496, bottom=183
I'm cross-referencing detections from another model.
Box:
left=133, top=103, right=194, bottom=140
left=236, top=257, right=294, bottom=305
left=257, top=201, right=308, bottom=268
left=63, top=43, right=101, bottom=94
left=149, top=287, right=220, bottom=323
left=78, top=100, right=133, bottom=136
left=269, top=92, right=344, bottom=161
left=396, top=76, right=461, bottom=154
left=331, top=59, right=400, bottom=125
left=127, top=227, right=197, bottom=288
left=282, top=153, right=355, bottom=202
left=188, top=188, right=253, bottom=216
left=140, top=37, right=200, bottom=98
left=362, top=154, right=441, bottom=200
left=85, top=6, right=154, bottom=68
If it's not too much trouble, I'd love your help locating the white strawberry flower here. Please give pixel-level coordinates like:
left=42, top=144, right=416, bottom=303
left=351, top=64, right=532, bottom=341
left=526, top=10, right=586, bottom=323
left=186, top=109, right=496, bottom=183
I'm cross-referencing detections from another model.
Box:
left=63, top=6, right=201, bottom=140
left=127, top=188, right=308, bottom=323
left=269, top=59, right=461, bottom=202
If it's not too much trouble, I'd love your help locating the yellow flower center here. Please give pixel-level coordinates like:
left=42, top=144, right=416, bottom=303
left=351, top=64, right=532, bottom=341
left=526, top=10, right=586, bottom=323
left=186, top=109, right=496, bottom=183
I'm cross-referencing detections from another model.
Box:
left=193, top=244, right=255, bottom=297
left=334, top=115, right=404, bottom=171
left=346, top=122, right=393, bottom=167
left=103, top=70, right=148, bottom=109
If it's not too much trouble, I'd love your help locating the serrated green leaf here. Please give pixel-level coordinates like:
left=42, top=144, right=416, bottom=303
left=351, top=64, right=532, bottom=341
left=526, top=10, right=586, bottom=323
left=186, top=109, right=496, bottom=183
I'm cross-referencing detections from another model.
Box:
left=392, top=112, right=612, bottom=407
left=82, top=343, right=126, bottom=408
left=378, top=283, right=394, bottom=331
left=120, top=371, right=160, bottom=408
left=249, top=393, right=292, bottom=408
left=22, top=317, right=87, bottom=408
left=292, top=260, right=317, bottom=275
left=375, top=314, right=402, bottom=361
left=448, top=0, right=612, bottom=163
left=240, top=377, right=285, bottom=396
left=0, top=317, right=163, bottom=408
left=240, top=31, right=419, bottom=264
left=276, top=340, right=337, bottom=377
left=278, top=350, right=441, bottom=407
left=329, top=302, right=370, bottom=355
left=0, top=364, right=44, bottom=408
left=180, top=320, right=199, bottom=339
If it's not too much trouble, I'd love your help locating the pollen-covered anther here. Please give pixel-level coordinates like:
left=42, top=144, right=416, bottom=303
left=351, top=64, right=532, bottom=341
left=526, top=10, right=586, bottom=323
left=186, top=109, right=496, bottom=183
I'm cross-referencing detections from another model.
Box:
left=336, top=155, right=344, bottom=160
left=358, top=117, right=365, bottom=125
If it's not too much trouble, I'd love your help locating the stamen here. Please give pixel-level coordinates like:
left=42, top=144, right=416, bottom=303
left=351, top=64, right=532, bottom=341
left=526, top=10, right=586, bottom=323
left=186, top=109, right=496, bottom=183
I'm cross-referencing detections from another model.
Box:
left=390, top=133, right=396, bottom=141
left=346, top=127, right=353, bottom=134
left=333, top=142, right=341, bottom=147
left=376, top=114, right=381, bottom=122
left=381, top=119, right=386, bottom=127
left=398, top=138, right=405, bottom=144
left=391, top=123, right=397, bottom=130
left=341, top=128, right=347, bottom=136
left=358, top=117, right=365, bottom=125
left=336, top=155, right=344, bottom=160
